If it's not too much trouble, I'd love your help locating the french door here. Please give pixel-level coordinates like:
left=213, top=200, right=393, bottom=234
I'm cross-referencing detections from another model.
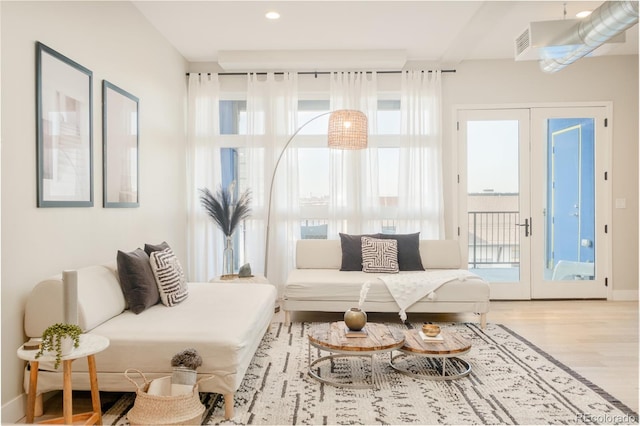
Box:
left=458, top=109, right=531, bottom=299
left=457, top=106, right=610, bottom=299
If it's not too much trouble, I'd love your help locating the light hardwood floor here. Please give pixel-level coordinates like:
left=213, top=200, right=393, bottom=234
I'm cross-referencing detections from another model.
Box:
left=28, top=300, right=638, bottom=423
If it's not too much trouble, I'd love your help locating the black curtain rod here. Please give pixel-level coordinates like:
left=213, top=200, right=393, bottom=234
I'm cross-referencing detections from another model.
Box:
left=185, top=69, right=456, bottom=77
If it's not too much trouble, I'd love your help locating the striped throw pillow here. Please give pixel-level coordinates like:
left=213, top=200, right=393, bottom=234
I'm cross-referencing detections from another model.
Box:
left=150, top=248, right=188, bottom=306
left=361, top=236, right=399, bottom=273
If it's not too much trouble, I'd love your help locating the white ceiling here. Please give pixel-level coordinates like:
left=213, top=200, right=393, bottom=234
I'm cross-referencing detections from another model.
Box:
left=133, top=0, right=639, bottom=68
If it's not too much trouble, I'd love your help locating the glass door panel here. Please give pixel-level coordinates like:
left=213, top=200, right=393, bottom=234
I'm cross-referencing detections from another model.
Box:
left=531, top=108, right=608, bottom=299
left=546, top=119, right=595, bottom=280
left=458, top=109, right=531, bottom=299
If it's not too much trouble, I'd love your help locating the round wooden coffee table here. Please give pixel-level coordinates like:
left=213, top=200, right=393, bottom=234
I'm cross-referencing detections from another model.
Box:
left=307, top=321, right=405, bottom=389
left=390, top=328, right=472, bottom=380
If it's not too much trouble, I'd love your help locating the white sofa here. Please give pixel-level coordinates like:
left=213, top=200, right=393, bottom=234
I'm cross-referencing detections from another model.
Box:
left=283, top=239, right=490, bottom=328
left=23, top=263, right=276, bottom=419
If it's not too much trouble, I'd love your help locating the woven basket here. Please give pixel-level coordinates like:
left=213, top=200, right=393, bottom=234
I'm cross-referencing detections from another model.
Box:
left=124, top=369, right=213, bottom=425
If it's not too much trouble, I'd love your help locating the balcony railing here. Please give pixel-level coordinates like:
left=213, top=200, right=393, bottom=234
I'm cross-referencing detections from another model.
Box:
left=468, top=211, right=520, bottom=268
left=301, top=219, right=328, bottom=239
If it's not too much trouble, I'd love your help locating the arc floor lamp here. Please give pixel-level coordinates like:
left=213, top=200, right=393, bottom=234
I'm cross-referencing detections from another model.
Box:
left=264, top=109, right=368, bottom=278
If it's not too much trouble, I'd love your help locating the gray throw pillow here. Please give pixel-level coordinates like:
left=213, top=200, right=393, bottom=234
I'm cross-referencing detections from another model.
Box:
left=339, top=233, right=380, bottom=271
left=378, top=232, right=424, bottom=271
left=116, top=248, right=161, bottom=314
left=144, top=241, right=171, bottom=256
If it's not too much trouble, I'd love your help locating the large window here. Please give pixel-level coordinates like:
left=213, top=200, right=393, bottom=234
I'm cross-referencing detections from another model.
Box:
left=218, top=98, right=403, bottom=239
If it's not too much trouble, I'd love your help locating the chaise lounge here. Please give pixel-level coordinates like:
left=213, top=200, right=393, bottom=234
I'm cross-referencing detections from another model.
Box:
left=23, top=261, right=276, bottom=420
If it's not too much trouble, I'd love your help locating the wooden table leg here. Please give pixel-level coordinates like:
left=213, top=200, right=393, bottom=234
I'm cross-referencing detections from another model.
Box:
left=62, top=360, right=73, bottom=425
left=87, top=355, right=103, bottom=425
left=26, top=361, right=39, bottom=424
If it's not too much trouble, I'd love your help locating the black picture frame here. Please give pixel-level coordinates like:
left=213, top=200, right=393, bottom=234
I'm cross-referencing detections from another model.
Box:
left=36, top=42, right=93, bottom=207
left=102, top=80, right=139, bottom=208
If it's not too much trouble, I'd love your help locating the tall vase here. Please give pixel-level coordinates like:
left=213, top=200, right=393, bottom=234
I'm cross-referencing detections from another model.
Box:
left=223, top=236, right=234, bottom=276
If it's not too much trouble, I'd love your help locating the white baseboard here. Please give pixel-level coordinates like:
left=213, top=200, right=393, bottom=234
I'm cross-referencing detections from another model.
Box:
left=611, top=290, right=639, bottom=301
left=1, top=393, right=25, bottom=425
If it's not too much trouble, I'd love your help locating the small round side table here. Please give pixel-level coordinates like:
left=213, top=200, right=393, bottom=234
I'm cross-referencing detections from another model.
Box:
left=17, top=334, right=110, bottom=425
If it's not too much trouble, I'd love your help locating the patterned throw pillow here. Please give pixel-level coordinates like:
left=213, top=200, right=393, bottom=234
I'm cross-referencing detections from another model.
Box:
left=361, top=236, right=399, bottom=273
left=149, top=248, right=188, bottom=306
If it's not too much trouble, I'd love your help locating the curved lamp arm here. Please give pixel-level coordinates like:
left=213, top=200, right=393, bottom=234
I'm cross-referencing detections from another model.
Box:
left=264, top=111, right=332, bottom=279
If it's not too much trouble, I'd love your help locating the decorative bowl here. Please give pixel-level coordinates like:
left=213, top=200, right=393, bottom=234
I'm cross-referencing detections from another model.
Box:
left=422, top=324, right=441, bottom=337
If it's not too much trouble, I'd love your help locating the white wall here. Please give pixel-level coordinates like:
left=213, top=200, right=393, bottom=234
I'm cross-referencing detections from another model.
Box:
left=1, top=1, right=187, bottom=421
left=440, top=56, right=639, bottom=296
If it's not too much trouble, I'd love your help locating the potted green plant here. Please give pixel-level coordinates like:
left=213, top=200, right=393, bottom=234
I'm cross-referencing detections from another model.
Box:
left=199, top=182, right=251, bottom=276
left=35, top=323, right=82, bottom=369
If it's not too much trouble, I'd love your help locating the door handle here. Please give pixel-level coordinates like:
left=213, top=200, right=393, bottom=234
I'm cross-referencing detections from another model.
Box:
left=517, top=218, right=530, bottom=237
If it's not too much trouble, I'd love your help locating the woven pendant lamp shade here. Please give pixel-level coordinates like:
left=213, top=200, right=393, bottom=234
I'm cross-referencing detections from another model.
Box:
left=327, top=110, right=368, bottom=150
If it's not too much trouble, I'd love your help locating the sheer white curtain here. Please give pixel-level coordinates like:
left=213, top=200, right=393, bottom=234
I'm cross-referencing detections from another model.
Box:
left=397, top=70, right=444, bottom=238
left=328, top=72, right=380, bottom=235
left=243, top=73, right=299, bottom=289
left=186, top=73, right=223, bottom=281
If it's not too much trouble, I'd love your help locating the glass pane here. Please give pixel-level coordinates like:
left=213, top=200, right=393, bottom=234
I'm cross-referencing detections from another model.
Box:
left=545, top=118, right=595, bottom=281
left=298, top=100, right=329, bottom=135
left=377, top=100, right=401, bottom=135
left=219, top=100, right=247, bottom=135
left=300, top=220, right=328, bottom=239
left=298, top=148, right=329, bottom=203
left=297, top=111, right=329, bottom=135
left=379, top=147, right=399, bottom=198
left=467, top=120, right=520, bottom=282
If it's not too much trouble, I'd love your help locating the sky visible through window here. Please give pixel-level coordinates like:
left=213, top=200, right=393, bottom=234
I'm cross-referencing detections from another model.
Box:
left=467, top=120, right=519, bottom=194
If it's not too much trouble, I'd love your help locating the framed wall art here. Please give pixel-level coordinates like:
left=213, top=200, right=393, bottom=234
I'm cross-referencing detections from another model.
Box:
left=36, top=42, right=93, bottom=207
left=102, top=81, right=139, bottom=208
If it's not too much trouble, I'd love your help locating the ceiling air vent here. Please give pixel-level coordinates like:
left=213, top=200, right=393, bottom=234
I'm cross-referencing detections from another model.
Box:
left=515, top=18, right=627, bottom=62
left=514, top=20, right=579, bottom=61
left=515, top=28, right=530, bottom=57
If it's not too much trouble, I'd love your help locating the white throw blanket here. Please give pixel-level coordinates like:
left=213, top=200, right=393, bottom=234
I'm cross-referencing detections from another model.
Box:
left=378, top=270, right=479, bottom=321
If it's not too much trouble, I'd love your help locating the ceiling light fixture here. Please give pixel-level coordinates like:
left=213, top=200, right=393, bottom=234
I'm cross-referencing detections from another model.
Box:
left=576, top=10, right=592, bottom=18
left=265, top=11, right=280, bottom=20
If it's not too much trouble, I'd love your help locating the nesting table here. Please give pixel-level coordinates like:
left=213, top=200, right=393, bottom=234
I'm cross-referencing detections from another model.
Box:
left=17, top=334, right=110, bottom=425
left=390, top=328, right=472, bottom=380
left=307, top=321, right=405, bottom=389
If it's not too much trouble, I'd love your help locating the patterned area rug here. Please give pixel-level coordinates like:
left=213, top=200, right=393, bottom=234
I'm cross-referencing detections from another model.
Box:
left=102, top=322, right=638, bottom=425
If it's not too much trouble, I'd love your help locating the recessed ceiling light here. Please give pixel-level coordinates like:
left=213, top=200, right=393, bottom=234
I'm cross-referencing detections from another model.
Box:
left=576, top=10, right=592, bottom=18
left=265, top=11, right=280, bottom=20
